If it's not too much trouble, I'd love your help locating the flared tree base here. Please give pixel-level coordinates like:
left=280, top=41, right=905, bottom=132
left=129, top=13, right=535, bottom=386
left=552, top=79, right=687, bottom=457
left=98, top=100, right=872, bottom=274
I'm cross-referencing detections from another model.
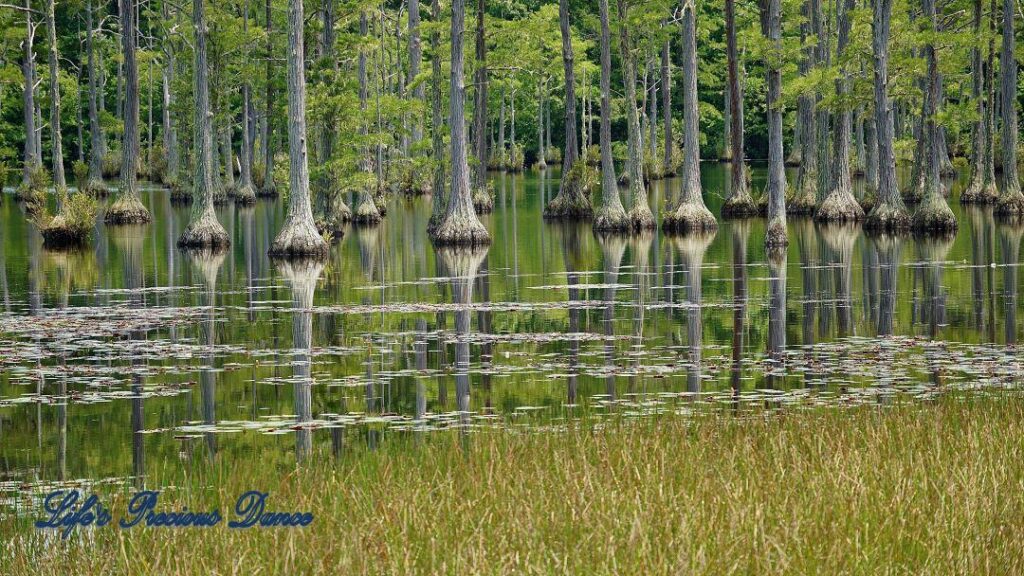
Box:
left=788, top=191, right=817, bottom=215
left=864, top=201, right=912, bottom=233
left=268, top=219, right=329, bottom=258
left=628, top=205, right=656, bottom=230
left=430, top=212, right=491, bottom=246
left=177, top=215, right=230, bottom=249
left=169, top=186, right=192, bottom=203
left=662, top=202, right=718, bottom=234
left=104, top=196, right=152, bottom=225
left=911, top=197, right=958, bottom=234
left=235, top=184, right=257, bottom=205
left=995, top=191, right=1024, bottom=220
left=257, top=183, right=278, bottom=198
left=721, top=194, right=758, bottom=219
left=353, top=197, right=383, bottom=225
left=960, top=181, right=999, bottom=204
left=83, top=178, right=108, bottom=198
left=593, top=205, right=631, bottom=232
left=212, top=188, right=230, bottom=206
left=543, top=192, right=593, bottom=220
left=815, top=191, right=865, bottom=223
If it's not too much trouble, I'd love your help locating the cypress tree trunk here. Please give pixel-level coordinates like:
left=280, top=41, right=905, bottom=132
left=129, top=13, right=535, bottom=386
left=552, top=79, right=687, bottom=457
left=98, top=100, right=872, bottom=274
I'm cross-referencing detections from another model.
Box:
left=21, top=0, right=39, bottom=191
left=471, top=0, right=492, bottom=212
left=911, top=0, right=957, bottom=233
left=853, top=107, right=865, bottom=175
left=593, top=0, right=628, bottom=231
left=616, top=0, right=654, bottom=230
left=536, top=80, right=547, bottom=169
left=816, top=0, right=864, bottom=223
left=235, top=0, right=257, bottom=205
left=105, top=0, right=152, bottom=224
left=995, top=0, right=1024, bottom=216
left=962, top=0, right=997, bottom=203
left=761, top=0, right=788, bottom=248
left=162, top=0, right=181, bottom=193
left=661, top=36, right=673, bottom=176
left=791, top=0, right=818, bottom=214
left=221, top=125, right=236, bottom=196
left=544, top=0, right=593, bottom=219
left=720, top=82, right=732, bottom=162
left=427, top=0, right=447, bottom=233
left=984, top=0, right=998, bottom=193
left=864, top=106, right=879, bottom=200
left=353, top=12, right=382, bottom=224
left=268, top=0, right=329, bottom=256
left=647, top=59, right=658, bottom=177
left=259, top=0, right=277, bottom=197
left=663, top=0, right=716, bottom=234
left=865, top=0, right=910, bottom=231
left=45, top=0, right=65, bottom=191
left=86, top=0, right=106, bottom=194
left=178, top=0, right=229, bottom=249
left=498, top=89, right=506, bottom=169
left=408, top=0, right=424, bottom=148
left=431, top=0, right=490, bottom=245
left=722, top=0, right=756, bottom=216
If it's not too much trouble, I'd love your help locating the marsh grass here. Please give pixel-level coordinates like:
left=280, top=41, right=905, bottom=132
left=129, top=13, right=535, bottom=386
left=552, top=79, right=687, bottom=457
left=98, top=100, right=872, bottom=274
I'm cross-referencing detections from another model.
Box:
left=4, top=396, right=1024, bottom=575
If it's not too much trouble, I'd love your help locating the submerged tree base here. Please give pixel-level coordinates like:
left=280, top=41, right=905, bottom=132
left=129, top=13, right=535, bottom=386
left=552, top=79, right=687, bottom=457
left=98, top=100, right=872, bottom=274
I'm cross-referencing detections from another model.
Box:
left=815, top=191, right=865, bottom=223
left=961, top=181, right=999, bottom=204
left=911, top=197, right=958, bottom=234
left=473, top=188, right=495, bottom=214
left=662, top=202, right=718, bottom=234
left=430, top=213, right=491, bottom=246
left=40, top=224, right=90, bottom=249
left=995, top=192, right=1024, bottom=220
left=353, top=197, right=383, bottom=225
left=177, top=214, right=230, bottom=249
left=765, top=219, right=788, bottom=249
left=543, top=193, right=593, bottom=220
left=593, top=205, right=631, bottom=232
left=257, top=183, right=278, bottom=198
left=104, top=197, right=152, bottom=225
left=268, top=219, right=329, bottom=258
left=787, top=189, right=817, bottom=216
left=235, top=184, right=257, bottom=205
left=864, top=202, right=912, bottom=233
left=721, top=194, right=758, bottom=218
left=628, top=205, right=657, bottom=231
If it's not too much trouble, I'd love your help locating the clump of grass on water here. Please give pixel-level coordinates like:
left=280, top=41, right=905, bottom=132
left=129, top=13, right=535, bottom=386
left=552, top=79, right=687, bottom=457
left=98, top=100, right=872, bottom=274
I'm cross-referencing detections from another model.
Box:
left=3, top=395, right=1024, bottom=575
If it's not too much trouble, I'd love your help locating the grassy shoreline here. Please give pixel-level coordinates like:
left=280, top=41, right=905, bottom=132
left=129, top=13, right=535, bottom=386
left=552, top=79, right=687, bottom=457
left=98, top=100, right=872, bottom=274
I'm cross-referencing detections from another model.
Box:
left=3, top=396, right=1024, bottom=575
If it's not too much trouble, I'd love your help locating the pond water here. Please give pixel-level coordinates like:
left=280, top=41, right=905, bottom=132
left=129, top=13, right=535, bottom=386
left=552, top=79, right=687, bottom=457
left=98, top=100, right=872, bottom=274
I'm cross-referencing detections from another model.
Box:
left=1, top=162, right=1022, bottom=507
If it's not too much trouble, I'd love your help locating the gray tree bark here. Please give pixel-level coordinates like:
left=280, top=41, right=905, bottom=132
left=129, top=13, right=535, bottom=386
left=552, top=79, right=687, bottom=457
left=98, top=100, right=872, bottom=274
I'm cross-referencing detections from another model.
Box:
left=408, top=0, right=424, bottom=147
left=617, top=0, right=654, bottom=230
left=21, top=0, right=39, bottom=189
left=791, top=0, right=818, bottom=214
left=430, top=0, right=490, bottom=245
left=661, top=35, right=673, bottom=176
left=760, top=0, right=787, bottom=248
left=45, top=0, right=65, bottom=191
left=663, top=0, right=716, bottom=233
left=722, top=0, right=755, bottom=216
left=162, top=0, right=180, bottom=192
left=86, top=0, right=105, bottom=193
left=427, top=0, right=447, bottom=232
left=995, top=0, right=1024, bottom=216
left=268, top=0, right=329, bottom=256
left=260, top=0, right=277, bottom=197
left=544, top=0, right=593, bottom=219
left=962, top=0, right=997, bottom=203
left=816, top=0, right=863, bottom=223
left=353, top=11, right=382, bottom=223
left=178, top=0, right=229, bottom=249
left=471, top=0, right=492, bottom=212
left=105, top=0, right=152, bottom=224
left=593, top=0, right=628, bottom=231
left=236, top=0, right=257, bottom=205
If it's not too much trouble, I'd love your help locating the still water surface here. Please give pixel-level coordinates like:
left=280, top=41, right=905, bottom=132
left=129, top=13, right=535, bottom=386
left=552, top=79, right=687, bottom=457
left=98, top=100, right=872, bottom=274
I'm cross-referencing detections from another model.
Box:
left=1, top=163, right=1022, bottom=507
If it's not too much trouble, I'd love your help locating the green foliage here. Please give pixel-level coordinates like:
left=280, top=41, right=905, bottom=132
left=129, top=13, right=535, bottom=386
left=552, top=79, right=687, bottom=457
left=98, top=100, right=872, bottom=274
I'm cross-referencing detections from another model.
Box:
left=72, top=160, right=88, bottom=187
left=35, top=190, right=99, bottom=247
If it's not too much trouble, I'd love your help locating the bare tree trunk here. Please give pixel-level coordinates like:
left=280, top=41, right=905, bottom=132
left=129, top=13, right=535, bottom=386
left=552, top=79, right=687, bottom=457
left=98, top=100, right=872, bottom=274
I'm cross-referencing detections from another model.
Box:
left=86, top=0, right=105, bottom=193
left=995, top=0, right=1024, bottom=216
left=235, top=0, right=257, bottom=204
left=427, top=0, right=447, bottom=232
left=268, top=0, right=329, bottom=256
left=593, top=0, right=628, bottom=231
left=431, top=0, right=490, bottom=245
left=353, top=11, right=382, bottom=223
left=661, top=35, right=673, bottom=176
left=498, top=89, right=506, bottom=169
left=470, top=0, right=492, bottom=212
left=162, top=0, right=180, bottom=192
left=178, top=0, right=229, bottom=249
left=408, top=0, right=424, bottom=147
left=664, top=0, right=716, bottom=233
left=616, top=0, right=654, bottom=229
left=962, top=0, right=996, bottom=203
left=816, top=0, right=864, bottom=222
left=761, top=0, right=787, bottom=248
left=864, top=0, right=909, bottom=230
left=722, top=0, right=755, bottom=216
left=536, top=80, right=546, bottom=168
left=106, top=0, right=152, bottom=224
left=21, top=0, right=39, bottom=190
left=260, top=0, right=277, bottom=197
left=544, top=0, right=593, bottom=219
left=911, top=0, right=957, bottom=233
left=791, top=0, right=818, bottom=213
left=45, top=0, right=65, bottom=191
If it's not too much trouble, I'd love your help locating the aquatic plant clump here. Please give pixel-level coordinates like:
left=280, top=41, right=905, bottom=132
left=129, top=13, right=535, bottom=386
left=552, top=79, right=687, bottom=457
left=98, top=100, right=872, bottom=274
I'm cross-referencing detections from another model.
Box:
left=473, top=185, right=495, bottom=214
left=37, top=191, right=99, bottom=248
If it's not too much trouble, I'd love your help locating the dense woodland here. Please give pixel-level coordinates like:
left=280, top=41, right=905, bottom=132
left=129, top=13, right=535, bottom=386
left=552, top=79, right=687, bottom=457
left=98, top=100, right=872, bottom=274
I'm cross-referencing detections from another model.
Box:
left=0, top=0, right=1023, bottom=254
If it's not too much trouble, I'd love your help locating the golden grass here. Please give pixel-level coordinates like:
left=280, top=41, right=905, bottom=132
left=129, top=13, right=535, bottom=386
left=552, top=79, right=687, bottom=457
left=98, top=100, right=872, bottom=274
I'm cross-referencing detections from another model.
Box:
left=4, top=396, right=1024, bottom=575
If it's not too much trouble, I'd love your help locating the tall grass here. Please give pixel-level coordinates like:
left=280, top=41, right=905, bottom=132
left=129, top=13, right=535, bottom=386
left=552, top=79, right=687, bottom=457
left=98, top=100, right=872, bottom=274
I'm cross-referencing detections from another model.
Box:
left=3, top=396, right=1024, bottom=575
